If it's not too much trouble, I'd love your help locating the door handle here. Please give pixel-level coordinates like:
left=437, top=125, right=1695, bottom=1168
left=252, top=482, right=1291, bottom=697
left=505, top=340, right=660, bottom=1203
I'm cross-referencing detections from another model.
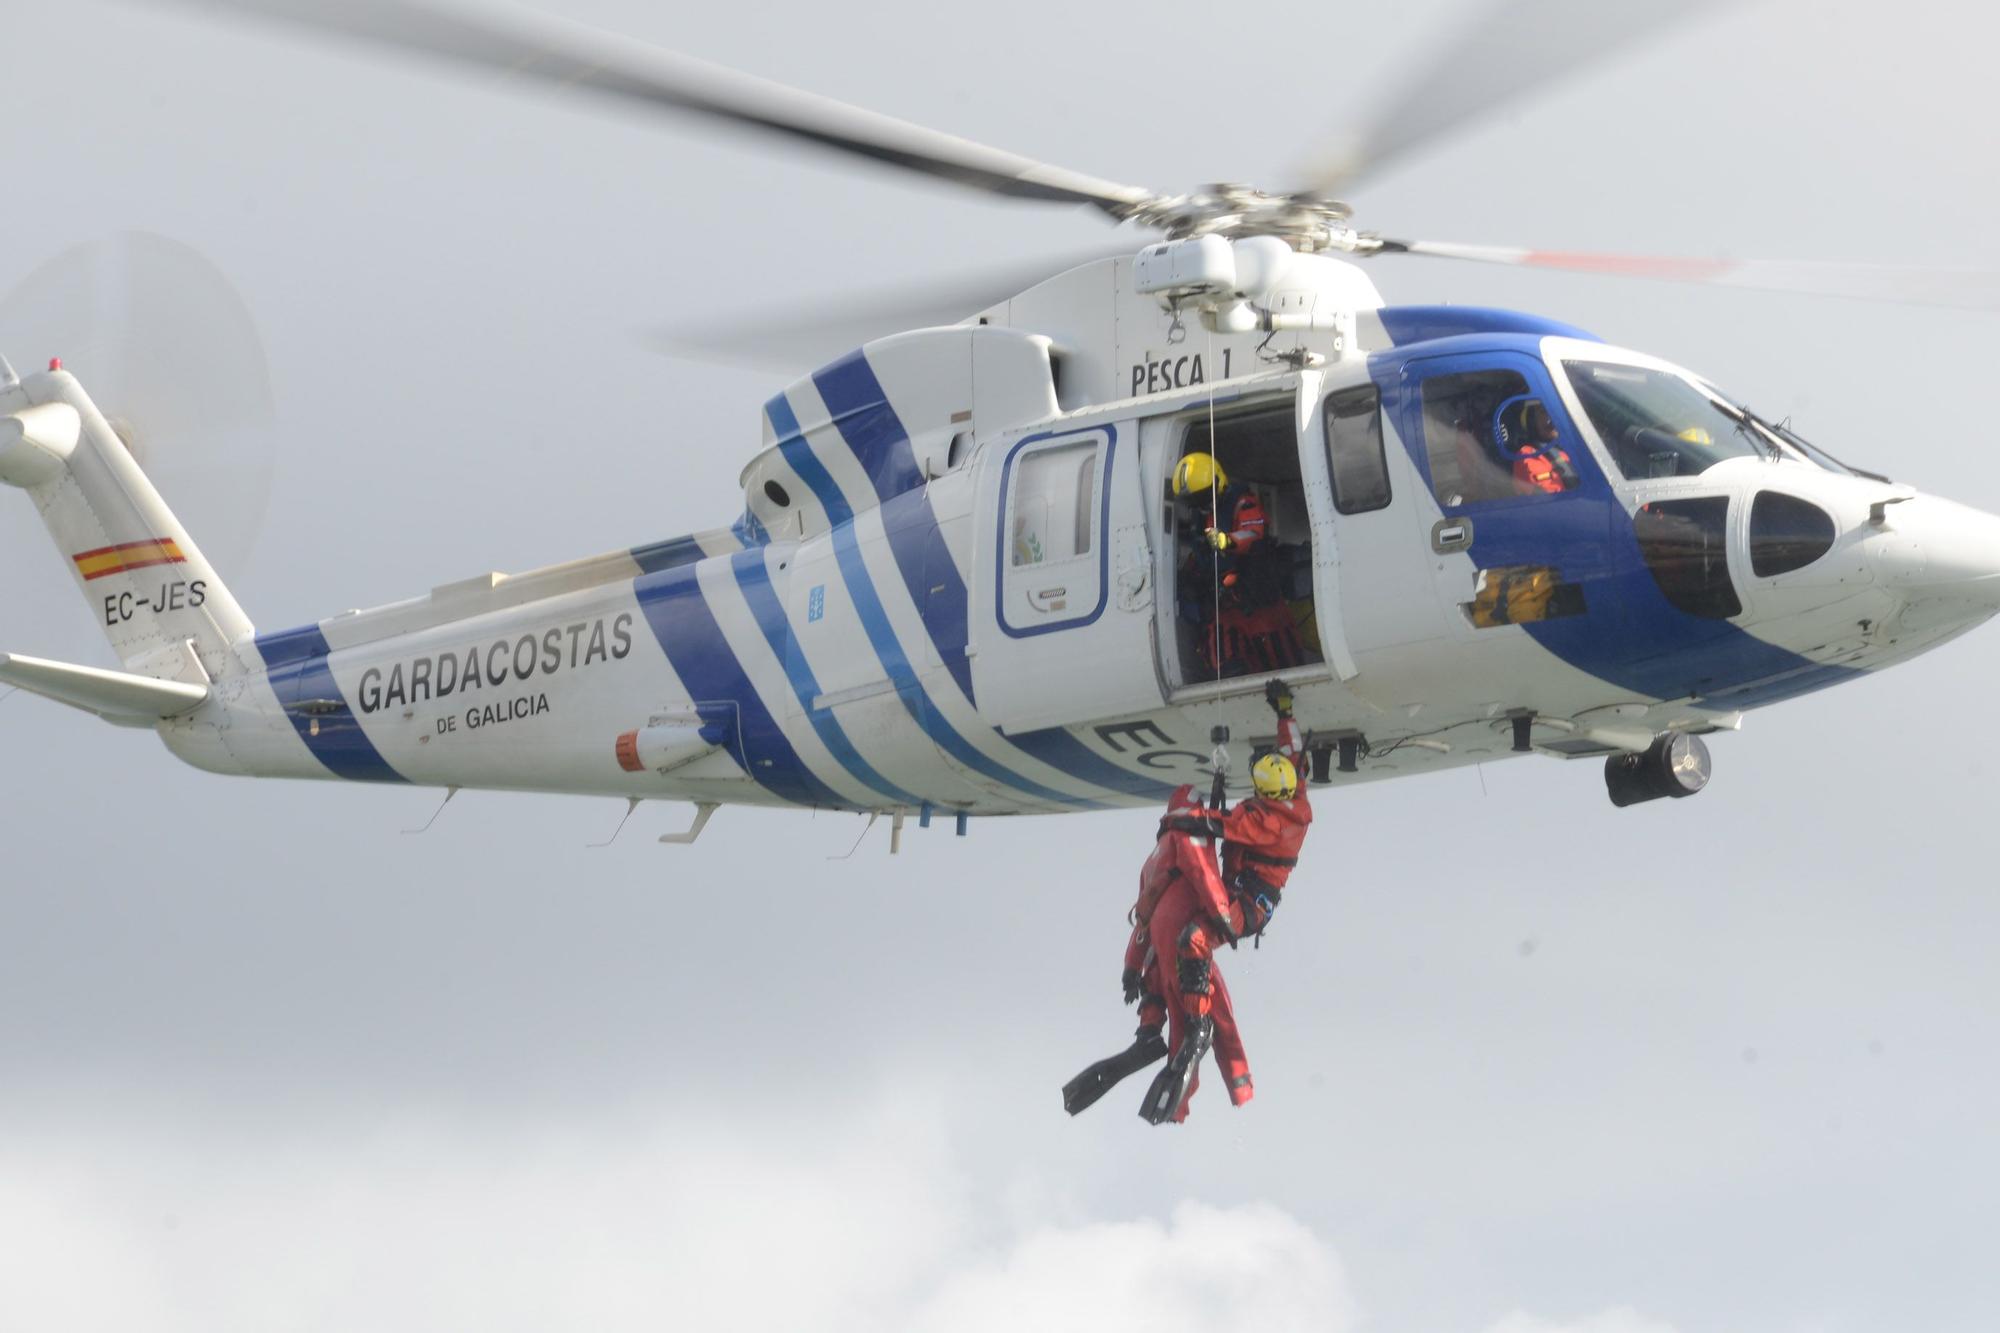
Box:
left=1431, top=518, right=1474, bottom=554
left=1029, top=585, right=1069, bottom=611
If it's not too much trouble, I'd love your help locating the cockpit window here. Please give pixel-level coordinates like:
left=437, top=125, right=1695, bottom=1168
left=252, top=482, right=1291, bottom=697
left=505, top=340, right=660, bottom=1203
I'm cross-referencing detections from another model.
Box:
left=1564, top=362, right=1763, bottom=481
left=1418, top=369, right=1580, bottom=508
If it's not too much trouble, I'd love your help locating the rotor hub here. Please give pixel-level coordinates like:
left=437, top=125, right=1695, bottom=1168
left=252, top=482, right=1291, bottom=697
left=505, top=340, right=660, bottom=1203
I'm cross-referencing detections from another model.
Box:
left=1130, top=185, right=1360, bottom=251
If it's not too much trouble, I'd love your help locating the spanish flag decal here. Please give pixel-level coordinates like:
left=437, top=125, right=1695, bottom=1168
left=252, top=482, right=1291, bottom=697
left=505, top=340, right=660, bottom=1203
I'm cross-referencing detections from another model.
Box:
left=72, top=537, right=186, bottom=581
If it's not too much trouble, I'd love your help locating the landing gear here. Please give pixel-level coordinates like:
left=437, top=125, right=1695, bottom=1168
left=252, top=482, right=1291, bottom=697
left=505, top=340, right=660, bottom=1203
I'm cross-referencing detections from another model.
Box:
left=1605, top=733, right=1712, bottom=807
left=1139, top=1013, right=1214, bottom=1125
left=1062, top=1029, right=1169, bottom=1116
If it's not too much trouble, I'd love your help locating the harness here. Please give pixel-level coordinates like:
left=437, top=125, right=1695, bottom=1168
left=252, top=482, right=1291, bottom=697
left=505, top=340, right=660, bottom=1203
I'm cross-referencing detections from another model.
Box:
left=1225, top=868, right=1284, bottom=948
left=1236, top=849, right=1298, bottom=870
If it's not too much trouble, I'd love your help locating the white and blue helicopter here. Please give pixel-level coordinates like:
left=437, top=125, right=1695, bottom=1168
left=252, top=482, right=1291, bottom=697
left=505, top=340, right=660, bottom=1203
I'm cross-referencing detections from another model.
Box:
left=7, top=0, right=2000, bottom=844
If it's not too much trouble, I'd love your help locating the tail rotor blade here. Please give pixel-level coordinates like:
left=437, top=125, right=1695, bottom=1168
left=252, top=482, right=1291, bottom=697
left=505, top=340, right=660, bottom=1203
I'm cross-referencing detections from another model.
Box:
left=0, top=232, right=277, bottom=577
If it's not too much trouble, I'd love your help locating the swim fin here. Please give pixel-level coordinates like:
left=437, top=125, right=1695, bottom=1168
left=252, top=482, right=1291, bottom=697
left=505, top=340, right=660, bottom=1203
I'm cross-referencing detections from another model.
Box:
left=1138, top=1013, right=1214, bottom=1125
left=1062, top=1029, right=1168, bottom=1116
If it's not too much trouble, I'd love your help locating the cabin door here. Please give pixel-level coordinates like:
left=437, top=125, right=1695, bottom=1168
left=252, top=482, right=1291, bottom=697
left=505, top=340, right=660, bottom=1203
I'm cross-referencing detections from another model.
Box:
left=969, top=419, right=1164, bottom=732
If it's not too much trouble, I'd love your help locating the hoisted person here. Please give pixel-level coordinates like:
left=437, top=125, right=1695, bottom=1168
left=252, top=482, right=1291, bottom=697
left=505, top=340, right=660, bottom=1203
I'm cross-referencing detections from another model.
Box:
left=1063, top=678, right=1311, bottom=1125
left=1135, top=678, right=1311, bottom=1122
left=1062, top=784, right=1255, bottom=1123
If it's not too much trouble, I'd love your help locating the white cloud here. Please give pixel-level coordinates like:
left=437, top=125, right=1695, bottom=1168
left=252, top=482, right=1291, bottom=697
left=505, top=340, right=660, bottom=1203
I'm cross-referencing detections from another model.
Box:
left=0, top=1102, right=1357, bottom=1333
left=903, top=1200, right=1356, bottom=1333
left=1483, top=1307, right=1682, bottom=1333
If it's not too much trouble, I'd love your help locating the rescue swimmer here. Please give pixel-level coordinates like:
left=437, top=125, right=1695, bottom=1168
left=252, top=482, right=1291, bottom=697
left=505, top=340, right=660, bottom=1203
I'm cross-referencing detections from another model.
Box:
left=1064, top=679, right=1312, bottom=1124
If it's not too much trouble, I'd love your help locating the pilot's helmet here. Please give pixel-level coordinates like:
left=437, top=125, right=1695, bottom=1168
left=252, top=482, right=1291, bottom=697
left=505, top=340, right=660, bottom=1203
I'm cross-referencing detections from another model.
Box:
left=1495, top=396, right=1557, bottom=454
left=1172, top=452, right=1228, bottom=498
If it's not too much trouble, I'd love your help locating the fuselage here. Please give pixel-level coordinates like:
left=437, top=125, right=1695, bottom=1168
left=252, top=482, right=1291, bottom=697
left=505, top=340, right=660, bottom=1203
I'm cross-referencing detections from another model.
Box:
left=135, top=255, right=2000, bottom=817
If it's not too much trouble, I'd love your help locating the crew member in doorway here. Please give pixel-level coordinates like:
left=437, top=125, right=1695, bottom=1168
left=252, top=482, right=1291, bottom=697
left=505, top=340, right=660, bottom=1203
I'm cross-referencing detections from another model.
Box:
left=1171, top=453, right=1301, bottom=680
left=1061, top=784, right=1254, bottom=1123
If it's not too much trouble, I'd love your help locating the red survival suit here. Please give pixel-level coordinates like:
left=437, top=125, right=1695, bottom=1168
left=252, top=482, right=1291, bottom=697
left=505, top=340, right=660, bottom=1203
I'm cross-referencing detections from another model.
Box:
left=1218, top=712, right=1313, bottom=923
left=1165, top=712, right=1313, bottom=1031
left=1122, top=786, right=1253, bottom=1120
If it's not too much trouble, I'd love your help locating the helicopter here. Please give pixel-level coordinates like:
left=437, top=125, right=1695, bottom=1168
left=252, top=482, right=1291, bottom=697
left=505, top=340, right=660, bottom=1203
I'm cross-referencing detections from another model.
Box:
left=5, top=0, right=2000, bottom=844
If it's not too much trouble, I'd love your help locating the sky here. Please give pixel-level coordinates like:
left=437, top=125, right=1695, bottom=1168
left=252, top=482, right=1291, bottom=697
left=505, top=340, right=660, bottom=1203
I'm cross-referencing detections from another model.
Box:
left=4, top=1, right=2000, bottom=1329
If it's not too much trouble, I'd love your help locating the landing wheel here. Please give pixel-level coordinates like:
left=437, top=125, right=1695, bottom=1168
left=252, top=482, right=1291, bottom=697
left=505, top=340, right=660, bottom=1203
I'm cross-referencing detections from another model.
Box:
left=1605, top=733, right=1711, bottom=808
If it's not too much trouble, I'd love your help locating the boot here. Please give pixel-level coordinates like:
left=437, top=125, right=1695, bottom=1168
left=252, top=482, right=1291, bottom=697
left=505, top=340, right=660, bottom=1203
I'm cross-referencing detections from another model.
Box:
left=1138, top=1013, right=1214, bottom=1125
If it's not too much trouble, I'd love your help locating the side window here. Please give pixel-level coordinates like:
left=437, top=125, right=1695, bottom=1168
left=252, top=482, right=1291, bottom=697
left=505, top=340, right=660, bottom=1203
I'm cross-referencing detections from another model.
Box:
left=1419, top=369, right=1577, bottom=507
left=1324, top=386, right=1391, bottom=514
left=1009, top=440, right=1098, bottom=567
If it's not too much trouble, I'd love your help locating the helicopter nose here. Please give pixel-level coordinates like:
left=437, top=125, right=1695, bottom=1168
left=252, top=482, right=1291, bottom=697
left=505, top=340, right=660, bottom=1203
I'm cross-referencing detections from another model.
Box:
left=1868, top=494, right=2000, bottom=613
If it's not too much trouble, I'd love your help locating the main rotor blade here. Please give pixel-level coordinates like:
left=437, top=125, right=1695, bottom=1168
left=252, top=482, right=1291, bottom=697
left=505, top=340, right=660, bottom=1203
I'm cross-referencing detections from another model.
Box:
left=1373, top=238, right=2000, bottom=311
left=643, top=246, right=1130, bottom=373
left=1296, top=0, right=1727, bottom=196
left=164, top=0, right=1156, bottom=217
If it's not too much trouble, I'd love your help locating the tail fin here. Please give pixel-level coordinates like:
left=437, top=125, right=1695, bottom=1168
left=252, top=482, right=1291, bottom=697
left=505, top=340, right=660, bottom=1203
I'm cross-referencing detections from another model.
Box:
left=1, top=360, right=252, bottom=683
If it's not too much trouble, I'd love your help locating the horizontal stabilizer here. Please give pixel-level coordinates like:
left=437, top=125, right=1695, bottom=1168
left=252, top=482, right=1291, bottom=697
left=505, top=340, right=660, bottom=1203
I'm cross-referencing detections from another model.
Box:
left=0, top=652, right=208, bottom=720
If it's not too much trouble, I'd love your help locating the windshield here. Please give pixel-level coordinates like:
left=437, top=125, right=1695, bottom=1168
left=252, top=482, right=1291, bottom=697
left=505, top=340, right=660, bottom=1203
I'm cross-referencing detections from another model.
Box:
left=1563, top=361, right=1767, bottom=481
left=1695, top=385, right=1884, bottom=481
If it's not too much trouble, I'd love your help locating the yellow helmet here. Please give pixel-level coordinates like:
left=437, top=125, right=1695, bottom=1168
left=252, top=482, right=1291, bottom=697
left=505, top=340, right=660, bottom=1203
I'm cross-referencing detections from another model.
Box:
left=1251, top=752, right=1298, bottom=800
left=1171, top=452, right=1228, bottom=497
left=1677, top=426, right=1713, bottom=446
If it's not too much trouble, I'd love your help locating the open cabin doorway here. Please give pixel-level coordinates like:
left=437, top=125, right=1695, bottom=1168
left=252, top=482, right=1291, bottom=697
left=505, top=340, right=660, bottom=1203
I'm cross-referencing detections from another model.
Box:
left=1161, top=393, right=1326, bottom=692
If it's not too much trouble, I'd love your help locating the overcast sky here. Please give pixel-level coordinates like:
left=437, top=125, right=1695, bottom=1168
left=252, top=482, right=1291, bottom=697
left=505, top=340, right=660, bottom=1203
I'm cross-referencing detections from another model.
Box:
left=5, top=1, right=2000, bottom=1330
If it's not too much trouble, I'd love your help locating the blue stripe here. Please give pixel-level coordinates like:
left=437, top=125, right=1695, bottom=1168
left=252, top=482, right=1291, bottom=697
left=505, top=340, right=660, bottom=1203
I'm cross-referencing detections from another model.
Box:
left=730, top=548, right=924, bottom=807
left=1004, top=726, right=1178, bottom=800
left=732, top=508, right=770, bottom=548
left=630, top=534, right=708, bottom=575
left=765, top=391, right=1103, bottom=810
left=632, top=560, right=850, bottom=810
left=811, top=354, right=976, bottom=696
left=254, top=624, right=408, bottom=784
left=881, top=490, right=976, bottom=702
left=1377, top=306, right=1601, bottom=348
left=812, top=350, right=926, bottom=504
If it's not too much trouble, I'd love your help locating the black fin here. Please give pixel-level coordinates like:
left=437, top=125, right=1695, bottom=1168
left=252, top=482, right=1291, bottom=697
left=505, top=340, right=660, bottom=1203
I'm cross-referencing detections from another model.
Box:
left=1062, top=1031, right=1168, bottom=1116
left=1138, top=1014, right=1214, bottom=1125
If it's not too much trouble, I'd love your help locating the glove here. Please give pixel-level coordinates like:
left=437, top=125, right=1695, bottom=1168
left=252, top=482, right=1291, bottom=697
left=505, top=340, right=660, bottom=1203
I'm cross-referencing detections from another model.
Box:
left=1264, top=678, right=1294, bottom=717
left=1205, top=528, right=1232, bottom=551
left=1121, top=967, right=1143, bottom=1006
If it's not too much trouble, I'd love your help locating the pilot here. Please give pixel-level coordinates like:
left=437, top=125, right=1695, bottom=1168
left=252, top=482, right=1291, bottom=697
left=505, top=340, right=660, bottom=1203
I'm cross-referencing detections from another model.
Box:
left=1062, top=784, right=1254, bottom=1123
left=1505, top=399, right=1576, bottom=495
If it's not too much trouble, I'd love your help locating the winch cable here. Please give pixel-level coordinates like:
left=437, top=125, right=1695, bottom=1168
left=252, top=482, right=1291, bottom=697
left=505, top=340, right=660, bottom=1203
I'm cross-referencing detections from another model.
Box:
left=1205, top=321, right=1224, bottom=694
